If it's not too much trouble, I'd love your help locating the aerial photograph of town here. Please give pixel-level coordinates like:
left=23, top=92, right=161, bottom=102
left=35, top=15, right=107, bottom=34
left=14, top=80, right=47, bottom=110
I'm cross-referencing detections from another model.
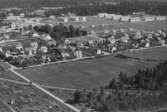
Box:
left=0, top=0, right=167, bottom=112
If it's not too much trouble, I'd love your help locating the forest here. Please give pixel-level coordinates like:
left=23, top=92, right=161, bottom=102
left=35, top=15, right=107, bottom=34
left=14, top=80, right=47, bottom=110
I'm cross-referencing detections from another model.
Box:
left=46, top=1, right=167, bottom=16
left=0, top=0, right=167, bottom=16
left=67, top=61, right=167, bottom=112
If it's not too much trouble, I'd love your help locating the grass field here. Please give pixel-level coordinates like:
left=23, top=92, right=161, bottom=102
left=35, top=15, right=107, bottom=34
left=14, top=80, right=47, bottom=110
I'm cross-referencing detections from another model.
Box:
left=122, top=47, right=167, bottom=61
left=124, top=20, right=167, bottom=31
left=43, top=16, right=167, bottom=33
left=0, top=62, right=25, bottom=81
left=15, top=47, right=167, bottom=89
left=0, top=101, right=12, bottom=112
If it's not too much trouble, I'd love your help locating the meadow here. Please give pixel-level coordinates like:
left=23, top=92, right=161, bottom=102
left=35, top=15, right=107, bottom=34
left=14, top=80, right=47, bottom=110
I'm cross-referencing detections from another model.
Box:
left=16, top=47, right=167, bottom=89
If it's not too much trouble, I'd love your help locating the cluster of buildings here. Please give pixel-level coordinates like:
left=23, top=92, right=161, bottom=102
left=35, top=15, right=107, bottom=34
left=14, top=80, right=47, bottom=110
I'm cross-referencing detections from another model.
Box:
left=0, top=8, right=167, bottom=67
left=55, top=16, right=87, bottom=23
left=98, top=13, right=166, bottom=23
left=94, top=28, right=167, bottom=53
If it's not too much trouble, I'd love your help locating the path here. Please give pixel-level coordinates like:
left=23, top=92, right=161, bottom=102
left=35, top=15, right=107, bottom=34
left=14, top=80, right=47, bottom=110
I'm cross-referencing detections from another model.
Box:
left=9, top=66, right=80, bottom=112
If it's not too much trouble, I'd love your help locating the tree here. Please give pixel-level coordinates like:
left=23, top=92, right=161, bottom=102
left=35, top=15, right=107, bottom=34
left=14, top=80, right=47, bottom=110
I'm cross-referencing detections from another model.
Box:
left=73, top=90, right=81, bottom=103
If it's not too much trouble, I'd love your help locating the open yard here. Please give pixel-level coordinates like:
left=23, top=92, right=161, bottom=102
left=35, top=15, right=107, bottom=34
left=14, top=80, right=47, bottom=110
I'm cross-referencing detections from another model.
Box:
left=15, top=47, right=167, bottom=89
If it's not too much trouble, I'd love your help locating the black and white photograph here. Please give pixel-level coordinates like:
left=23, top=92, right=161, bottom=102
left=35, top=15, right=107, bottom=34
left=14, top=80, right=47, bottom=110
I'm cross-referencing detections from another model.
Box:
left=0, top=0, right=167, bottom=112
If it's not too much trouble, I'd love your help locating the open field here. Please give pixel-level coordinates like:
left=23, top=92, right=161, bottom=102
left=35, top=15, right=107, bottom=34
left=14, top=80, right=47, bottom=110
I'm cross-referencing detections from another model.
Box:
left=122, top=47, right=167, bottom=61
left=0, top=62, right=25, bottom=81
left=17, top=56, right=155, bottom=89
left=15, top=47, right=167, bottom=89
left=43, top=16, right=167, bottom=33
left=0, top=101, right=12, bottom=112
left=124, top=20, right=167, bottom=31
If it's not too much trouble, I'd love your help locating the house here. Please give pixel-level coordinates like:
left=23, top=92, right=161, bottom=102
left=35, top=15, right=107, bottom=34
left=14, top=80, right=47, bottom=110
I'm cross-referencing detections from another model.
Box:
left=25, top=48, right=33, bottom=56
left=20, top=13, right=25, bottom=18
left=111, top=46, right=117, bottom=53
left=23, top=41, right=38, bottom=55
left=31, top=41, right=38, bottom=50
left=108, top=36, right=116, bottom=44
left=112, top=15, right=122, bottom=20
left=120, top=34, right=129, bottom=43
left=155, top=16, right=166, bottom=21
left=120, top=16, right=131, bottom=22
left=40, top=46, right=48, bottom=53
left=97, top=49, right=102, bottom=55
left=161, top=32, right=166, bottom=38
left=144, top=16, right=155, bottom=22
left=159, top=39, right=166, bottom=46
left=58, top=17, right=68, bottom=23
left=16, top=43, right=23, bottom=50
left=105, top=14, right=114, bottom=19
left=3, top=34, right=10, bottom=40
left=129, top=17, right=141, bottom=23
left=32, top=33, right=40, bottom=38
left=43, top=34, right=52, bottom=41
left=48, top=40, right=57, bottom=46
left=11, top=22, right=17, bottom=29
left=61, top=50, right=70, bottom=58
left=69, top=16, right=80, bottom=22
left=145, top=42, right=150, bottom=48
left=0, top=47, right=3, bottom=52
left=74, top=50, right=83, bottom=58
left=147, top=33, right=153, bottom=39
left=133, top=31, right=142, bottom=39
left=49, top=15, right=56, bottom=19
left=5, top=50, right=12, bottom=57
left=81, top=17, right=87, bottom=22
left=98, top=13, right=108, bottom=18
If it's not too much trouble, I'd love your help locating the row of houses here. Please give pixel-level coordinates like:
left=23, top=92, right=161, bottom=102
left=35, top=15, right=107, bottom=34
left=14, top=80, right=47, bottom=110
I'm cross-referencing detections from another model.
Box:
left=98, top=13, right=166, bottom=23
left=56, top=16, right=87, bottom=23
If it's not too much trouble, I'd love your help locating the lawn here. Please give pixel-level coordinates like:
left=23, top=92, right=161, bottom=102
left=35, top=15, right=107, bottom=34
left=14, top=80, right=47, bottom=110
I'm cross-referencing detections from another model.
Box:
left=16, top=47, right=167, bottom=89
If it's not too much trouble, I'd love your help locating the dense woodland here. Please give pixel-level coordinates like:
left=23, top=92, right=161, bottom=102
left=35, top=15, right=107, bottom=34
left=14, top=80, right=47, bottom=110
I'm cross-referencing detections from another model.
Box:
left=0, top=0, right=115, bottom=8
left=106, top=60, right=167, bottom=90
left=67, top=61, right=167, bottom=112
left=46, top=1, right=167, bottom=16
left=0, top=0, right=167, bottom=16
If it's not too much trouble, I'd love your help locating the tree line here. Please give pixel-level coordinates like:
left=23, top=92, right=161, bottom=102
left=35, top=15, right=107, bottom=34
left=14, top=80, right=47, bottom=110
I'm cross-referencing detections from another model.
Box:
left=106, top=61, right=167, bottom=90
left=66, top=61, right=167, bottom=112
left=46, top=1, right=167, bottom=16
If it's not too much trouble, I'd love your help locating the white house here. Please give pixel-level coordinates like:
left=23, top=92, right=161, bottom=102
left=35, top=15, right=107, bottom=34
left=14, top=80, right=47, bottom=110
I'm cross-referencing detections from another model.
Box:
left=74, top=50, right=83, bottom=58
left=112, top=15, right=122, bottom=20
left=129, top=17, right=141, bottom=23
left=43, top=34, right=52, bottom=41
left=120, top=16, right=131, bottom=22
left=40, top=46, right=48, bottom=53
left=144, top=16, right=155, bottom=22
left=32, top=33, right=40, bottom=38
left=97, top=49, right=102, bottom=55
left=98, top=13, right=108, bottom=18
left=20, top=13, right=25, bottom=18
left=81, top=17, right=87, bottom=22
left=155, top=16, right=166, bottom=21
left=69, top=16, right=80, bottom=22
left=58, top=17, right=68, bottom=23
